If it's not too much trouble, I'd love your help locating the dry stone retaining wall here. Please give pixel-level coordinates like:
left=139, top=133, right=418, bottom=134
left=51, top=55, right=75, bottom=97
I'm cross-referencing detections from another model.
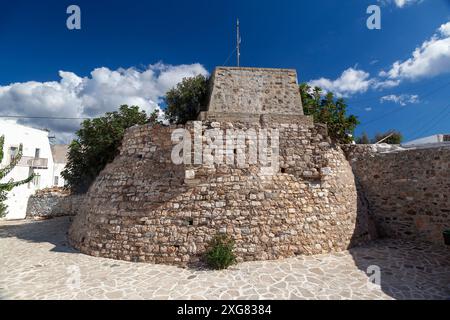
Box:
left=26, top=189, right=84, bottom=219
left=344, top=145, right=450, bottom=245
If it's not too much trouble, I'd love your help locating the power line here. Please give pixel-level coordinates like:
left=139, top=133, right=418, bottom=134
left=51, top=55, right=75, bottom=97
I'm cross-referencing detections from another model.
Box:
left=402, top=106, right=439, bottom=138
left=401, top=98, right=450, bottom=139
left=407, top=104, right=450, bottom=141
left=358, top=81, right=450, bottom=128
left=222, top=47, right=237, bottom=66
left=0, top=115, right=90, bottom=120
left=350, top=79, right=450, bottom=107
left=358, top=104, right=406, bottom=128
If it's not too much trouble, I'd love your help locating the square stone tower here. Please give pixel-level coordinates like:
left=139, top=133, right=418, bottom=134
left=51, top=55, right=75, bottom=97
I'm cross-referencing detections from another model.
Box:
left=199, top=67, right=306, bottom=123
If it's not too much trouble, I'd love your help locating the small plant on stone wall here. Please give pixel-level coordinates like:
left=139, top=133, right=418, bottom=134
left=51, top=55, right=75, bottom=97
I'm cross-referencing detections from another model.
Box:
left=205, top=234, right=236, bottom=270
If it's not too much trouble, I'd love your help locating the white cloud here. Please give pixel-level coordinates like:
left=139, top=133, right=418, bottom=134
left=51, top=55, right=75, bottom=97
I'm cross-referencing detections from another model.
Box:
left=312, top=21, right=450, bottom=96
left=372, top=79, right=401, bottom=90
left=308, top=68, right=373, bottom=97
left=308, top=67, right=403, bottom=97
left=378, top=0, right=423, bottom=8
left=365, top=107, right=373, bottom=112
left=380, top=94, right=420, bottom=106
left=379, top=21, right=450, bottom=80
left=0, top=63, right=208, bottom=142
left=394, top=0, right=421, bottom=8
left=438, top=21, right=450, bottom=37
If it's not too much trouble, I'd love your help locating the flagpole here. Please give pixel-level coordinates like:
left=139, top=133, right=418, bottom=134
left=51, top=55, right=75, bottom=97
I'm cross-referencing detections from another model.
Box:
left=237, top=19, right=240, bottom=67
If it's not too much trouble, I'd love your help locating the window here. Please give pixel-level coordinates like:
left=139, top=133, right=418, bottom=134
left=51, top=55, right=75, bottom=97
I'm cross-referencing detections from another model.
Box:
left=54, top=176, right=59, bottom=186
left=33, top=174, right=41, bottom=189
left=34, top=148, right=40, bottom=159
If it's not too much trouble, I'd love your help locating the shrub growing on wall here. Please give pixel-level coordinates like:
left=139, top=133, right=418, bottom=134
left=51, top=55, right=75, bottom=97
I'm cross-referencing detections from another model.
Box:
left=0, top=136, right=34, bottom=217
left=61, top=105, right=157, bottom=194
left=205, top=234, right=237, bottom=270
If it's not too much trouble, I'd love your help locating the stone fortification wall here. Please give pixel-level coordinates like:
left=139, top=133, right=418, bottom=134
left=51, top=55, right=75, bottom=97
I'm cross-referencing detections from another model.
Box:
left=344, top=144, right=450, bottom=245
left=69, top=121, right=368, bottom=266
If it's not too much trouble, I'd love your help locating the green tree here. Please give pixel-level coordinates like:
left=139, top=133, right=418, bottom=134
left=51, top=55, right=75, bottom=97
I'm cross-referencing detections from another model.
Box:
left=165, top=75, right=209, bottom=124
left=0, top=136, right=35, bottom=217
left=373, top=130, right=403, bottom=144
left=149, top=109, right=162, bottom=125
left=62, top=105, right=152, bottom=194
left=356, top=132, right=371, bottom=144
left=299, top=83, right=359, bottom=144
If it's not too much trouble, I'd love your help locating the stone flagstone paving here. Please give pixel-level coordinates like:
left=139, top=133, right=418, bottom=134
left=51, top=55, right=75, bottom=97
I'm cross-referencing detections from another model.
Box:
left=0, top=217, right=449, bottom=300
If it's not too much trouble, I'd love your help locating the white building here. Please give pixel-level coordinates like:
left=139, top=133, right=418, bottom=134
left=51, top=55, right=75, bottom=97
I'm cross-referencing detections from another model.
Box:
left=0, top=120, right=68, bottom=220
left=51, top=144, right=69, bottom=187
left=402, top=134, right=450, bottom=147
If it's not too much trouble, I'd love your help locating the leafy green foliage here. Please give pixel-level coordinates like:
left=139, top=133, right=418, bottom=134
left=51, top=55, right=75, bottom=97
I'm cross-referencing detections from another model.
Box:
left=0, top=135, right=35, bottom=217
left=61, top=105, right=152, bottom=194
left=164, top=75, right=209, bottom=124
left=205, top=234, right=236, bottom=270
left=355, top=130, right=403, bottom=144
left=299, top=83, right=359, bottom=144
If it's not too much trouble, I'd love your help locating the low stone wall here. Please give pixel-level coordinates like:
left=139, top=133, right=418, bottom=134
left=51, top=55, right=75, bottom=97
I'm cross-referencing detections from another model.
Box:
left=26, top=189, right=84, bottom=219
left=69, top=121, right=371, bottom=267
left=344, top=145, right=450, bottom=245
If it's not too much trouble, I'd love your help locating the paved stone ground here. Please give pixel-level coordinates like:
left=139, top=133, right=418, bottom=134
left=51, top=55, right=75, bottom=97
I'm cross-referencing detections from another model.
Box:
left=0, top=217, right=449, bottom=300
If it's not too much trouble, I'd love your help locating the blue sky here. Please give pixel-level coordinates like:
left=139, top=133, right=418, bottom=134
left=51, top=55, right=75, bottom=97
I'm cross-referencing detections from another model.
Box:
left=0, top=0, right=449, bottom=142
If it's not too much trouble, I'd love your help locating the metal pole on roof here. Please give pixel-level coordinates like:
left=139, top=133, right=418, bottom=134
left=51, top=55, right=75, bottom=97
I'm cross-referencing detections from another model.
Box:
left=237, top=19, right=241, bottom=67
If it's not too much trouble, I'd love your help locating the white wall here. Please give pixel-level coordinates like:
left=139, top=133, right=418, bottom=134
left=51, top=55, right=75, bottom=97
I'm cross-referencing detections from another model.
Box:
left=52, top=163, right=66, bottom=187
left=0, top=120, right=55, bottom=220
left=403, top=134, right=449, bottom=146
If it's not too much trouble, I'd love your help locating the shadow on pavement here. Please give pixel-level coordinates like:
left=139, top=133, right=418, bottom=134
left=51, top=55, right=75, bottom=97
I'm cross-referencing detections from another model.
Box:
left=348, top=239, right=450, bottom=300
left=347, top=175, right=450, bottom=300
left=0, top=217, right=78, bottom=254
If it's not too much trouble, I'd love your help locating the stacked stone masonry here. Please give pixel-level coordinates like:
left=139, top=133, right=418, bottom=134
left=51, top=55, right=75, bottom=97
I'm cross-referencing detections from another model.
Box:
left=204, top=67, right=304, bottom=116
left=26, top=188, right=84, bottom=219
left=344, top=145, right=450, bottom=246
left=67, top=66, right=450, bottom=267
left=69, top=120, right=370, bottom=267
